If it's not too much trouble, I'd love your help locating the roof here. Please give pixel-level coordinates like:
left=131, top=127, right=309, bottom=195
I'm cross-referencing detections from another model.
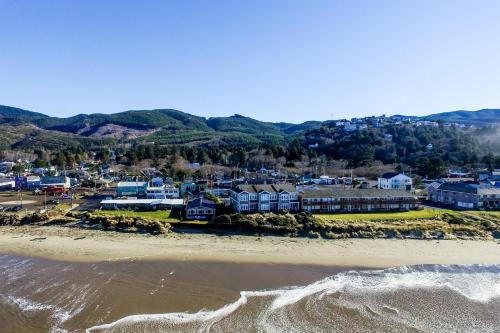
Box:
left=437, top=182, right=479, bottom=194
left=233, top=183, right=297, bottom=194
left=379, top=172, right=409, bottom=180
left=186, top=198, right=215, bottom=210
left=40, top=176, right=69, bottom=184
left=302, top=188, right=416, bottom=199
left=116, top=181, right=148, bottom=187
left=101, top=198, right=183, bottom=205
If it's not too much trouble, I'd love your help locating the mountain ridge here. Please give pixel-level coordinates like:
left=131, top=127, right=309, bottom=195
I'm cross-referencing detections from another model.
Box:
left=0, top=104, right=498, bottom=146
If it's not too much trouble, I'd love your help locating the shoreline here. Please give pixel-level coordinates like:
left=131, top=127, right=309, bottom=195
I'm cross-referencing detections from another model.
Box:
left=1, top=226, right=500, bottom=267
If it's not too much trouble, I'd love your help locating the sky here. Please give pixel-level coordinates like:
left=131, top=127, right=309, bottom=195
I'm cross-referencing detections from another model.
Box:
left=1, top=0, right=499, bottom=123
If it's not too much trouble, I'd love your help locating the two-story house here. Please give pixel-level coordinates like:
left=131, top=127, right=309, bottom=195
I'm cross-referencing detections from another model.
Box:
left=378, top=173, right=413, bottom=191
left=230, top=184, right=300, bottom=213
left=427, top=182, right=500, bottom=209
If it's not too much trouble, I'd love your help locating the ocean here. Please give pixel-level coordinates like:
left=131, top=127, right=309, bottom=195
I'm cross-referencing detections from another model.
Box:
left=0, top=254, right=499, bottom=333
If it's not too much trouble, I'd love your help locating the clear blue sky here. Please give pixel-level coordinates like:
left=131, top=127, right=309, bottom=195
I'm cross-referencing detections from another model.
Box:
left=1, top=0, right=499, bottom=123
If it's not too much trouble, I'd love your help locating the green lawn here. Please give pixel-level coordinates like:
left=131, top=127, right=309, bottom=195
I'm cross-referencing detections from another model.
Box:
left=314, top=208, right=452, bottom=221
left=98, top=210, right=183, bottom=223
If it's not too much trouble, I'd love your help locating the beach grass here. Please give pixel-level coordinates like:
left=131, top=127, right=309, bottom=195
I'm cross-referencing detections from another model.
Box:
left=314, top=208, right=452, bottom=221
left=98, top=210, right=183, bottom=222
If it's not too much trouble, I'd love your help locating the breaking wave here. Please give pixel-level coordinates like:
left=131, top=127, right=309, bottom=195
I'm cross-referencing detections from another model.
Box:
left=87, top=264, right=500, bottom=333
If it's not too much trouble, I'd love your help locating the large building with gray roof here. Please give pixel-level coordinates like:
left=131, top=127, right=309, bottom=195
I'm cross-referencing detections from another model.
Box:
left=427, top=182, right=500, bottom=209
left=230, top=184, right=300, bottom=213
left=302, top=188, right=419, bottom=213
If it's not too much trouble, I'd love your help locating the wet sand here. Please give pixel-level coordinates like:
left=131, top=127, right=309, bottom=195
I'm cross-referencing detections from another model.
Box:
left=1, top=225, right=499, bottom=267
left=0, top=254, right=349, bottom=332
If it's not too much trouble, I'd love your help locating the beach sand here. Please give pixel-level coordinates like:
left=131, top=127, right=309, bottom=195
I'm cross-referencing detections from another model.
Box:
left=1, top=225, right=499, bottom=266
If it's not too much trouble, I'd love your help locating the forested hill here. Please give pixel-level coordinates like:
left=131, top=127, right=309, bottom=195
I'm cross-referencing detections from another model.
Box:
left=423, top=109, right=500, bottom=126
left=0, top=104, right=499, bottom=152
left=2, top=104, right=499, bottom=173
left=0, top=105, right=319, bottom=142
left=1, top=104, right=499, bottom=138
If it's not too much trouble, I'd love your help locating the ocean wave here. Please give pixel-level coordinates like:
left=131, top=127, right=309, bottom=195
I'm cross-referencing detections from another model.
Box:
left=86, top=264, right=500, bottom=333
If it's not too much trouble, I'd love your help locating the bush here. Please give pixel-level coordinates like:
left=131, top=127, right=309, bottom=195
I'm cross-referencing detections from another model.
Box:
left=307, top=230, right=321, bottom=238
left=215, top=214, right=232, bottom=225
left=21, top=212, right=51, bottom=225
left=0, top=214, right=21, bottom=226
left=82, top=213, right=171, bottom=235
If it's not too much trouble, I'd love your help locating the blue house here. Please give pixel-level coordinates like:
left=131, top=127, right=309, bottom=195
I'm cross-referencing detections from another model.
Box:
left=180, top=182, right=197, bottom=196
left=185, top=197, right=215, bottom=220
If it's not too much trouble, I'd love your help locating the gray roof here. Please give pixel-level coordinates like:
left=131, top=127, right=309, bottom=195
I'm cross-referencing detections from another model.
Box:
left=234, top=183, right=296, bottom=194
left=302, top=188, right=416, bottom=199
left=186, top=198, right=215, bottom=210
left=437, top=182, right=479, bottom=194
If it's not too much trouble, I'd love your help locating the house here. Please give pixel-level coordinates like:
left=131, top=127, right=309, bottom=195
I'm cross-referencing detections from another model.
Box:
left=186, top=162, right=201, bottom=169
left=343, top=122, right=357, bottom=132
left=145, top=185, right=180, bottom=199
left=146, top=187, right=168, bottom=199
left=427, top=182, right=500, bottom=209
left=151, top=177, right=164, bottom=187
left=180, top=182, right=197, bottom=196
left=15, top=176, right=41, bottom=190
left=164, top=185, right=180, bottom=198
left=383, top=134, right=393, bottom=142
left=230, top=184, right=300, bottom=213
left=212, top=179, right=233, bottom=189
left=492, top=171, right=500, bottom=182
left=0, top=162, right=15, bottom=173
left=0, top=178, right=15, bottom=190
left=185, top=197, right=216, bottom=220
left=115, top=181, right=148, bottom=197
left=40, top=176, right=71, bottom=194
left=378, top=173, right=413, bottom=190
left=302, top=189, right=419, bottom=213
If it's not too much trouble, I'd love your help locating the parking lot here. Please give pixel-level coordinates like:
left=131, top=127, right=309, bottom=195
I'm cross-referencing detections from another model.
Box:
left=0, top=190, right=104, bottom=212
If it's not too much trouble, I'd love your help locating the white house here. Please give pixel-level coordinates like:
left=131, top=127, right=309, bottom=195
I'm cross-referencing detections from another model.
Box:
left=378, top=173, right=413, bottom=191
left=146, top=185, right=180, bottom=199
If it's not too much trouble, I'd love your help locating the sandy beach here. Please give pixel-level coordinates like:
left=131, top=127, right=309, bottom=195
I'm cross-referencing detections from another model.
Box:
left=1, top=225, right=499, bottom=267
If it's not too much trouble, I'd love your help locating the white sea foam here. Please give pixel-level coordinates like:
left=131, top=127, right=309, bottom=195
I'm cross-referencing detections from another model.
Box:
left=85, top=264, right=500, bottom=333
left=7, top=295, right=54, bottom=312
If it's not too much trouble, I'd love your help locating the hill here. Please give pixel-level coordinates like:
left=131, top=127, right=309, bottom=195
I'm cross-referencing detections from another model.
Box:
left=0, top=106, right=324, bottom=146
left=0, top=104, right=498, bottom=153
left=423, top=109, right=500, bottom=125
left=0, top=105, right=49, bottom=123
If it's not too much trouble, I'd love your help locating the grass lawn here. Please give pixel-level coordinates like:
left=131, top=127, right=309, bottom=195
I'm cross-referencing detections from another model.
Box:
left=97, top=210, right=209, bottom=224
left=314, top=208, right=452, bottom=221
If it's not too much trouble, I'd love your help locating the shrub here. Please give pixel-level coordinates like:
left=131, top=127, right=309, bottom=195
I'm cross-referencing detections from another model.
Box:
left=0, top=214, right=21, bottom=225
left=307, top=230, right=321, bottom=238
left=215, top=214, right=232, bottom=225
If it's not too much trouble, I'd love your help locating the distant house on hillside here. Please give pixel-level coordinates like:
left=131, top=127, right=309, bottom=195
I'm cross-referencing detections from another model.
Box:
left=378, top=173, right=413, bottom=191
